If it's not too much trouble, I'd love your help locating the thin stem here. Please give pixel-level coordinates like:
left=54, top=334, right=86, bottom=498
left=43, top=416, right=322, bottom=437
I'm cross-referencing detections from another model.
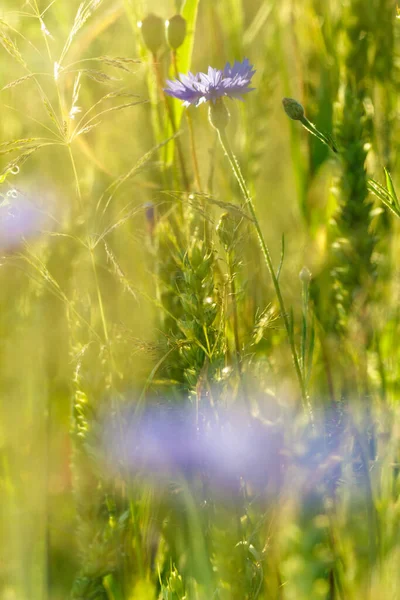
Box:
left=301, top=278, right=308, bottom=379
left=187, top=111, right=202, bottom=190
left=217, top=127, right=310, bottom=415
left=69, top=144, right=146, bottom=575
left=299, top=115, right=338, bottom=153
left=36, top=0, right=110, bottom=350
left=152, top=55, right=190, bottom=191
left=68, top=145, right=110, bottom=348
left=172, top=50, right=202, bottom=191
left=227, top=250, right=242, bottom=377
left=32, top=0, right=66, bottom=135
left=227, top=248, right=249, bottom=407
left=36, top=4, right=146, bottom=577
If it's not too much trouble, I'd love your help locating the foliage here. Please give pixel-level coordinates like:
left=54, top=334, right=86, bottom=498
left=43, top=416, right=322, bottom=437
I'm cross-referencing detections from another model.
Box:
left=1, top=1, right=400, bottom=599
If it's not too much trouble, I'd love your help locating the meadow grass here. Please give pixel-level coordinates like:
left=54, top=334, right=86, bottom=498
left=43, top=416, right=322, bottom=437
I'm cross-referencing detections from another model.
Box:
left=1, top=1, right=400, bottom=599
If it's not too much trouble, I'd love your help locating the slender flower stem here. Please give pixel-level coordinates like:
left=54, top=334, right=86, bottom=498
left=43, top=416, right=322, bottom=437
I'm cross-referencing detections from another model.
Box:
left=299, top=115, right=338, bottom=153
left=171, top=50, right=203, bottom=192
left=226, top=248, right=249, bottom=406
left=227, top=249, right=242, bottom=376
left=152, top=55, right=190, bottom=191
left=216, top=127, right=310, bottom=414
left=68, top=146, right=110, bottom=349
left=186, top=111, right=203, bottom=191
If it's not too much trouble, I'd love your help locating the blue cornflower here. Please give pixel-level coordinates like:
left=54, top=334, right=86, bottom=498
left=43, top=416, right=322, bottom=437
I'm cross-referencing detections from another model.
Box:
left=164, top=58, right=255, bottom=107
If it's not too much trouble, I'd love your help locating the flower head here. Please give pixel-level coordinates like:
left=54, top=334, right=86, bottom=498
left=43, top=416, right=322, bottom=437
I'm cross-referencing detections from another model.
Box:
left=164, top=58, right=255, bottom=107
left=282, top=97, right=305, bottom=121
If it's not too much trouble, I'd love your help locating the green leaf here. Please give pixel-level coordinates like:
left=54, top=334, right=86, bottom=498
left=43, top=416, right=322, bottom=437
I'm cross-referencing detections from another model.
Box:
left=384, top=167, right=399, bottom=208
left=179, top=0, right=200, bottom=87
left=368, top=178, right=400, bottom=219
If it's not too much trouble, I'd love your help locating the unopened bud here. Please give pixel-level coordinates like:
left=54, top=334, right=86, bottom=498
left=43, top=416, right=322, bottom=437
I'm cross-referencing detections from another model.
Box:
left=208, top=99, right=230, bottom=131
left=138, top=14, right=165, bottom=55
left=282, top=97, right=305, bottom=121
left=166, top=15, right=187, bottom=50
left=299, top=266, right=312, bottom=283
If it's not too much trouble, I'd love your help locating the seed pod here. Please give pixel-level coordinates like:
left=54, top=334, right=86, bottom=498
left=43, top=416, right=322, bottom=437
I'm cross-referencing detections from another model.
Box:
left=166, top=14, right=187, bottom=50
left=139, top=13, right=165, bottom=55
left=208, top=99, right=230, bottom=131
left=282, top=97, right=305, bottom=121
left=299, top=266, right=312, bottom=283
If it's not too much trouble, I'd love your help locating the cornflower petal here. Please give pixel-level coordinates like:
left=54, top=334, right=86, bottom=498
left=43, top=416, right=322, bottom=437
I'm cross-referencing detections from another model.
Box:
left=163, top=58, right=255, bottom=106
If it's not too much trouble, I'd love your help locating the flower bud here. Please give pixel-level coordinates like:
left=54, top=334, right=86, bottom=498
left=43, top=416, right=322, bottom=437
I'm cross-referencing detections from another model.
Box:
left=299, top=266, right=312, bottom=283
left=282, top=97, right=305, bottom=121
left=166, top=14, right=187, bottom=50
left=208, top=99, right=230, bottom=131
left=138, top=13, right=165, bottom=55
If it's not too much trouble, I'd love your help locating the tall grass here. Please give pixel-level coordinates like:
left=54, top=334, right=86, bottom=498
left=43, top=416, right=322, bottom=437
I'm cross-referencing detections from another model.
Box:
left=1, top=1, right=400, bottom=599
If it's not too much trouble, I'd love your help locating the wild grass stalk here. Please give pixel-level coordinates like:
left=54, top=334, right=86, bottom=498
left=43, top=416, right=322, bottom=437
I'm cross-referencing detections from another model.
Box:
left=210, top=102, right=310, bottom=415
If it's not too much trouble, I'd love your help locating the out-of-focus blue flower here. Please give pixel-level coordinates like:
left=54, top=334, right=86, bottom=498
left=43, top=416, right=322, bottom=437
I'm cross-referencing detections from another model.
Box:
left=164, top=58, right=256, bottom=107
left=103, top=403, right=283, bottom=492
left=0, top=190, right=49, bottom=249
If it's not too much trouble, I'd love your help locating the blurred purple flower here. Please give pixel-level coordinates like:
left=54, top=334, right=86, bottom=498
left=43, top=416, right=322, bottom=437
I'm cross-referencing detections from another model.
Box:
left=0, top=191, right=48, bottom=249
left=164, top=58, right=256, bottom=107
left=103, top=404, right=283, bottom=491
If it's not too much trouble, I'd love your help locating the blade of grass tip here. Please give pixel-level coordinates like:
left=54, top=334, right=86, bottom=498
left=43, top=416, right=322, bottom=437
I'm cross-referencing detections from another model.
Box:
left=384, top=167, right=399, bottom=208
left=276, top=233, right=285, bottom=281
left=103, top=574, right=124, bottom=600
left=367, top=179, right=390, bottom=203
left=165, top=0, right=200, bottom=167
left=368, top=179, right=400, bottom=219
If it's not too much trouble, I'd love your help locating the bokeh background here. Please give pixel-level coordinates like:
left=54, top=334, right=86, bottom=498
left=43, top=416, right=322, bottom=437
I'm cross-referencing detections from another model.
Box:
left=1, top=0, right=400, bottom=599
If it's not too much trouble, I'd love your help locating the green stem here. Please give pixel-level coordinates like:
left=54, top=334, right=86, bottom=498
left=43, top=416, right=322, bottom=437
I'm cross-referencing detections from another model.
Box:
left=301, top=278, right=309, bottom=379
left=152, top=55, right=190, bottom=192
left=68, top=146, right=110, bottom=345
left=227, top=250, right=242, bottom=377
left=300, top=116, right=338, bottom=153
left=216, top=127, right=310, bottom=415
left=172, top=50, right=202, bottom=191
left=69, top=144, right=146, bottom=576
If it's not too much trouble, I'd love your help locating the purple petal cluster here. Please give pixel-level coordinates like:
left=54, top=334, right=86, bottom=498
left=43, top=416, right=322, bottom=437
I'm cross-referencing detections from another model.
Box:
left=164, top=58, right=255, bottom=107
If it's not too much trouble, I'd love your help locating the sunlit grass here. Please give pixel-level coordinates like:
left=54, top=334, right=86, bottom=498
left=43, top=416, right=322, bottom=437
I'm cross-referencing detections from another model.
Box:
left=1, top=1, right=400, bottom=599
